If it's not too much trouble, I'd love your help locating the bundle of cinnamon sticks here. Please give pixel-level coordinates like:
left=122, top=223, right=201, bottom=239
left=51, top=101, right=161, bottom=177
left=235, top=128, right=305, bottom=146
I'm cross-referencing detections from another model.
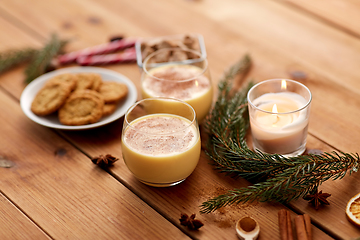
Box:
left=278, top=209, right=312, bottom=240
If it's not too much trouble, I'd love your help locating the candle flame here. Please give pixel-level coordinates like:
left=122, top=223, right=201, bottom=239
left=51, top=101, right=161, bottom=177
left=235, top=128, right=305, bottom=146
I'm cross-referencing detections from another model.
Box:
left=195, top=80, right=199, bottom=87
left=281, top=80, right=287, bottom=90
left=271, top=104, right=279, bottom=126
left=272, top=104, right=278, bottom=113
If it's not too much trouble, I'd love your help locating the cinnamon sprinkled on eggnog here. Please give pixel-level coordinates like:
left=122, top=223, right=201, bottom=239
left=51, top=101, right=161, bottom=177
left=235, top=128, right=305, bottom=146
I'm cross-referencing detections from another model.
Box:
left=122, top=113, right=201, bottom=185
left=142, top=64, right=212, bottom=122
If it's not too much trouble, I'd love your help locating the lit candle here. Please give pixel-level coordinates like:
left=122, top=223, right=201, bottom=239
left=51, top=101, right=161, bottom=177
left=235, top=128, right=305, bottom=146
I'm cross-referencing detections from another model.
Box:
left=247, top=79, right=312, bottom=157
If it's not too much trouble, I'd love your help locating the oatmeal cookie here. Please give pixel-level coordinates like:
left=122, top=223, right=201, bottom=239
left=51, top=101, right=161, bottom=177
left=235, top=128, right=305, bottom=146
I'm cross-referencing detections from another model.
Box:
left=90, top=73, right=103, bottom=91
left=31, top=82, right=72, bottom=116
left=58, top=93, right=104, bottom=125
left=102, top=103, right=117, bottom=116
left=69, top=89, right=105, bottom=104
left=45, top=73, right=77, bottom=91
left=71, top=90, right=116, bottom=117
left=73, top=73, right=95, bottom=91
left=98, top=81, right=128, bottom=103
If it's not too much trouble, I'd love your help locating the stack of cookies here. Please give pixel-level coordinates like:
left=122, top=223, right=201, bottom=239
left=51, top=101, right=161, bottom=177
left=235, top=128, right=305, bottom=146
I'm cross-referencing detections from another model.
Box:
left=31, top=73, right=128, bottom=126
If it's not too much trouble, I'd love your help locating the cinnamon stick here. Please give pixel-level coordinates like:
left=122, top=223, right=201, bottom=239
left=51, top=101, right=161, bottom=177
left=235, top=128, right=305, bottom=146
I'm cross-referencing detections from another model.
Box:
left=286, top=210, right=293, bottom=240
left=295, top=215, right=308, bottom=240
left=279, top=209, right=287, bottom=240
left=303, top=214, right=312, bottom=240
left=278, top=209, right=294, bottom=240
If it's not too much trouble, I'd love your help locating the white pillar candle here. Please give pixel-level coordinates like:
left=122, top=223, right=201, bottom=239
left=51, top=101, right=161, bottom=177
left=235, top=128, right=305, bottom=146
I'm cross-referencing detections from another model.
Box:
left=247, top=79, right=312, bottom=157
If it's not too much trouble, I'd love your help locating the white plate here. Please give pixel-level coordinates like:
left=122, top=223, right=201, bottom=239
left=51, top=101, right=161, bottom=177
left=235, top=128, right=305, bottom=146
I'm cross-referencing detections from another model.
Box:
left=20, top=67, right=137, bottom=130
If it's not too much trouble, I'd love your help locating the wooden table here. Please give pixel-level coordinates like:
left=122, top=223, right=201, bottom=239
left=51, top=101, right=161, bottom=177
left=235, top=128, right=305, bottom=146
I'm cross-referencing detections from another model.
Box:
left=1, top=0, right=360, bottom=239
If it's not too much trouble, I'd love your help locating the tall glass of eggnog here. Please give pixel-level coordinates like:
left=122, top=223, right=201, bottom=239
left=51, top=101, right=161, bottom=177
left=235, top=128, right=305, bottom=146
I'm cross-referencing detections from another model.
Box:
left=141, top=48, right=213, bottom=123
left=121, top=97, right=201, bottom=187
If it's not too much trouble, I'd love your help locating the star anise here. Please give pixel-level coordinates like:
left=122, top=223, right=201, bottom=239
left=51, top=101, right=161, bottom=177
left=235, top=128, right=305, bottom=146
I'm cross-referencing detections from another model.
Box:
left=91, top=154, right=119, bottom=168
left=303, top=189, right=331, bottom=210
left=179, top=213, right=204, bottom=230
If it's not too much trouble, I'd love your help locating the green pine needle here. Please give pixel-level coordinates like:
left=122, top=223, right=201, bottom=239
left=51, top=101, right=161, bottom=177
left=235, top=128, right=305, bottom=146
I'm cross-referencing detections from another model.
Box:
left=200, top=55, right=360, bottom=213
left=24, top=33, right=68, bottom=83
left=0, top=48, right=37, bottom=74
left=0, top=33, right=68, bottom=83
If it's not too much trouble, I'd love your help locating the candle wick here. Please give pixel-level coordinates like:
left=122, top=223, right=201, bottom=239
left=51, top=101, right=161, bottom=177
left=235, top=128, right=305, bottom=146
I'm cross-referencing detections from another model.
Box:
left=272, top=114, right=280, bottom=126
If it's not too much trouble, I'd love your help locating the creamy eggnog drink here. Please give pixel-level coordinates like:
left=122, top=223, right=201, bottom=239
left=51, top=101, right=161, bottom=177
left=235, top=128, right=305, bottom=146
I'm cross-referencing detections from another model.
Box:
left=142, top=48, right=213, bottom=123
left=121, top=98, right=200, bottom=187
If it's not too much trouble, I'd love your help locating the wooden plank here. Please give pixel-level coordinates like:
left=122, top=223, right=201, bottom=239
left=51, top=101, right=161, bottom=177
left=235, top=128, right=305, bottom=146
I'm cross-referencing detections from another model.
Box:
left=0, top=11, right=42, bottom=99
left=2, top=0, right=360, bottom=153
left=188, top=0, right=360, bottom=94
left=0, top=3, right=332, bottom=238
left=283, top=0, right=360, bottom=37
left=0, top=192, right=50, bottom=240
left=290, top=136, right=360, bottom=238
left=176, top=0, right=360, bottom=152
left=0, top=12, right=41, bottom=51
left=0, top=91, right=189, bottom=239
left=0, top=0, right=150, bottom=49
left=60, top=128, right=334, bottom=239
left=47, top=0, right=359, bottom=238
left=182, top=1, right=360, bottom=237
left=0, top=0, right=143, bottom=100
left=0, top=0, right=359, bottom=238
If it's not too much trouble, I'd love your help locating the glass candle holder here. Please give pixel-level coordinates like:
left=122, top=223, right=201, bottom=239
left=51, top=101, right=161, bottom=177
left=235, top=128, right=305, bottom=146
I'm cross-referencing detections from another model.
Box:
left=121, top=97, right=201, bottom=187
left=141, top=47, right=213, bottom=123
left=247, top=79, right=312, bottom=157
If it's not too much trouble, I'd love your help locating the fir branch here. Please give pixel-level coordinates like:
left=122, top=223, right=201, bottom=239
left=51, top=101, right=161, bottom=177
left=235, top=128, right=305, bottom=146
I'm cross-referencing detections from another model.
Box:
left=200, top=55, right=360, bottom=213
left=201, top=152, right=359, bottom=213
left=24, top=33, right=68, bottom=83
left=204, top=54, right=252, bottom=142
left=0, top=48, right=37, bottom=74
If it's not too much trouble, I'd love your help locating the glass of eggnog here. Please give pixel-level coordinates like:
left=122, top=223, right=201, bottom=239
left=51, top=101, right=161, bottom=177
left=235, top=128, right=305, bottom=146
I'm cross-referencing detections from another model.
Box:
left=121, top=97, right=201, bottom=187
left=141, top=48, right=213, bottom=123
left=247, top=79, right=312, bottom=157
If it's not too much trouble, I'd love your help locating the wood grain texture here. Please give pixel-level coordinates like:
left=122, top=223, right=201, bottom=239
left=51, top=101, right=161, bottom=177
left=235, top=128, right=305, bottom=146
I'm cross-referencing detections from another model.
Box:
left=283, top=0, right=360, bottom=37
left=0, top=0, right=360, bottom=239
left=0, top=193, right=50, bottom=240
left=0, top=10, right=40, bottom=50
left=60, top=128, right=335, bottom=239
left=186, top=0, right=360, bottom=153
left=2, top=0, right=360, bottom=153
left=0, top=91, right=189, bottom=239
left=290, top=137, right=360, bottom=239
